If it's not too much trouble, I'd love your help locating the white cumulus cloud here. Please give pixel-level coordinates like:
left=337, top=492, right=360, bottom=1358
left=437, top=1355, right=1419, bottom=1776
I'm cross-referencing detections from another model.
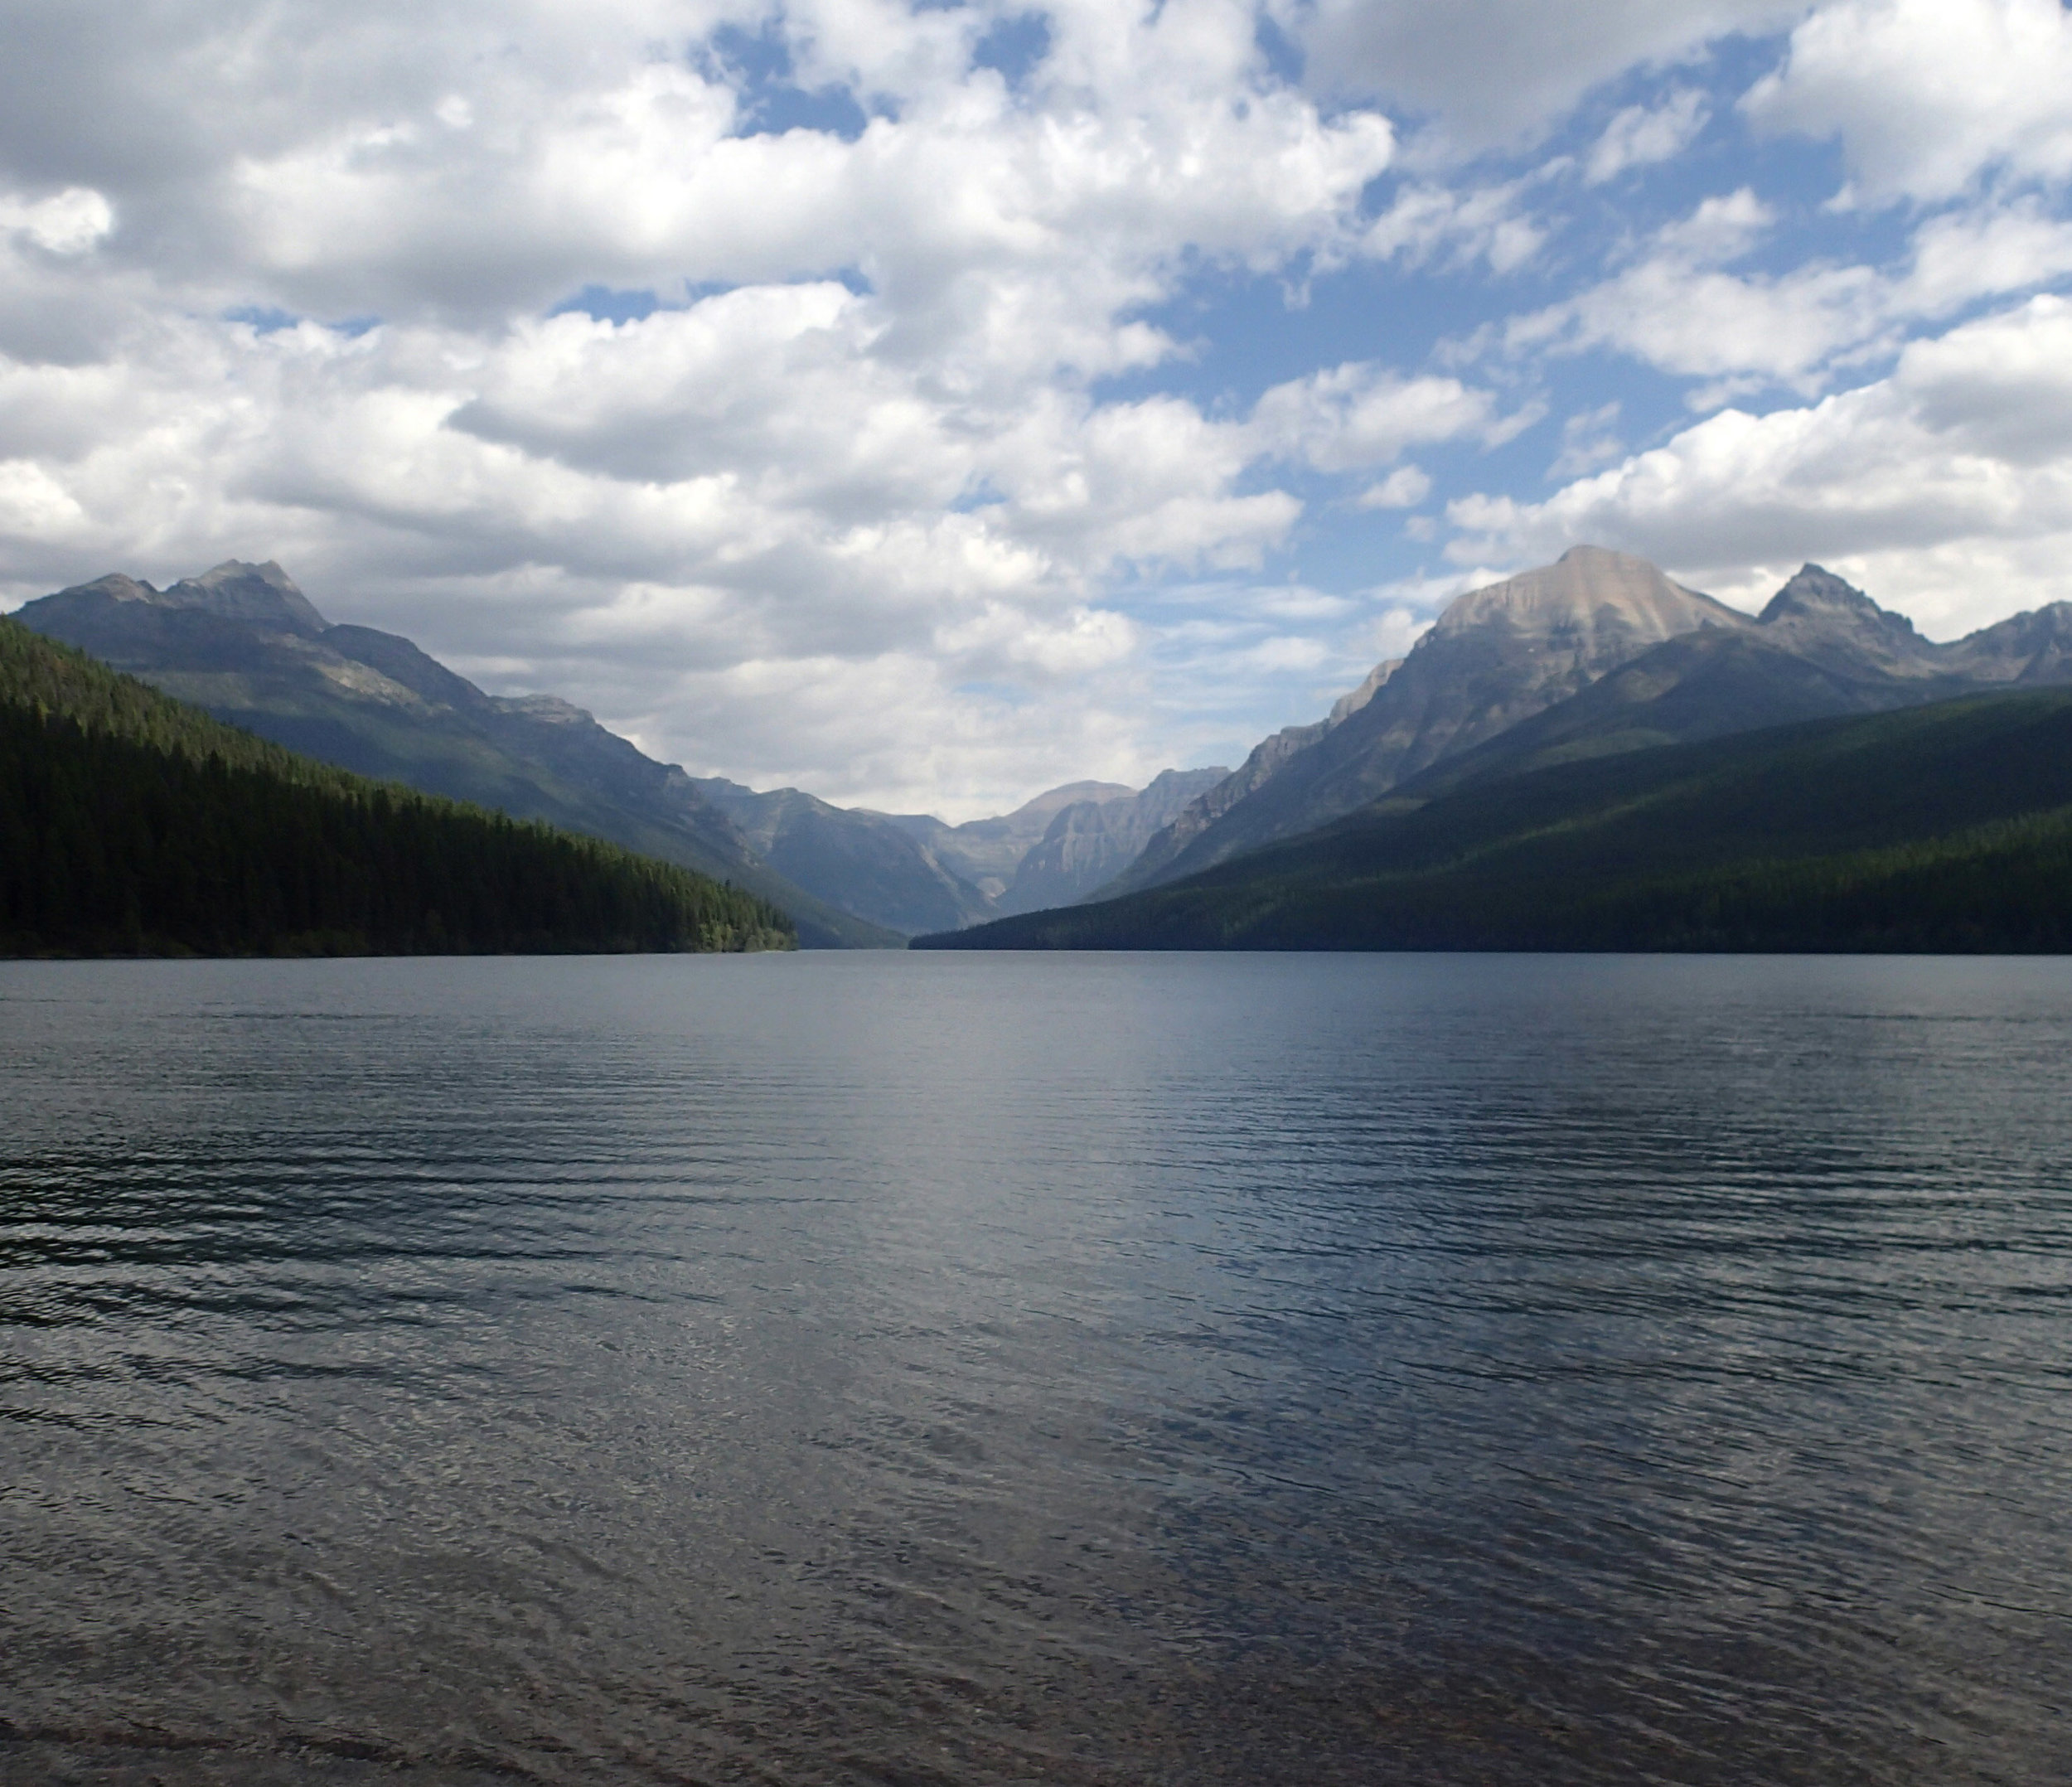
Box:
left=1448, top=294, right=2072, bottom=634
left=1586, top=88, right=1711, bottom=184
left=1746, top=0, right=2072, bottom=203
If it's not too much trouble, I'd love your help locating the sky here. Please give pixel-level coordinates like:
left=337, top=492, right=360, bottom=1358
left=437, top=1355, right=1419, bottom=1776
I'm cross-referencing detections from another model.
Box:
left=2, top=1, right=2070, bottom=817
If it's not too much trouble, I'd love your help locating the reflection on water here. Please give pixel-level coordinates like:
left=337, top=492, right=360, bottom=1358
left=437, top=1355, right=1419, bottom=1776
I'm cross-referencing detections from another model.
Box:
left=2, top=952, right=2070, bottom=1785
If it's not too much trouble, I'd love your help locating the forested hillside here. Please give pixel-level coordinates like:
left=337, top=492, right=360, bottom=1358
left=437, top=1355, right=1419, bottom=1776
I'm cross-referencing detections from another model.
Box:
left=0, top=619, right=792, bottom=956
left=919, top=691, right=2072, bottom=955
left=14, top=563, right=898, bottom=947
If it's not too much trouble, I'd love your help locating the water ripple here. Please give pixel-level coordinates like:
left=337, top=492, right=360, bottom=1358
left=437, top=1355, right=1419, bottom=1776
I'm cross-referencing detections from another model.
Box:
left=2, top=952, right=2070, bottom=1785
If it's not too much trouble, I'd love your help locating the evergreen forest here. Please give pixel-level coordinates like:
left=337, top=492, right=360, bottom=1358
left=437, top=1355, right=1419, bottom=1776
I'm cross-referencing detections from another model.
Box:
left=0, top=619, right=793, bottom=957
left=921, top=690, right=2072, bottom=954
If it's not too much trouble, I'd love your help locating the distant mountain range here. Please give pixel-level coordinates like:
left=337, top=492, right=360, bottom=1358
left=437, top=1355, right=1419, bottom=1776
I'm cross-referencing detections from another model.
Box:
left=2, top=617, right=791, bottom=957
left=924, top=545, right=2072, bottom=952
left=10, top=561, right=1221, bottom=944
left=23, top=545, right=2072, bottom=955
left=1096, top=546, right=2072, bottom=903
left=921, top=689, right=2072, bottom=953
left=879, top=769, right=1227, bottom=916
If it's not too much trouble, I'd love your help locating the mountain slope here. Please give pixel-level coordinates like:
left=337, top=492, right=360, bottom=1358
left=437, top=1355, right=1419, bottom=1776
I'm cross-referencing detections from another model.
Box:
left=1107, top=554, right=2072, bottom=900
left=1103, top=672, right=1393, bottom=898
left=884, top=781, right=1136, bottom=899
left=690, top=777, right=998, bottom=936
left=1, top=618, right=792, bottom=956
left=995, top=767, right=1228, bottom=913
left=916, top=690, right=2072, bottom=954
left=12, top=563, right=898, bottom=948
left=1946, top=600, right=2072, bottom=683
left=1109, top=546, right=1748, bottom=893
left=1384, top=566, right=2072, bottom=806
left=1750, top=564, right=1952, bottom=680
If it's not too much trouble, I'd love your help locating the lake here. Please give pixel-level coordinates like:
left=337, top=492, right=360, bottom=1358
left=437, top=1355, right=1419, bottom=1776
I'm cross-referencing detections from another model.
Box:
left=3, top=952, right=2070, bottom=1785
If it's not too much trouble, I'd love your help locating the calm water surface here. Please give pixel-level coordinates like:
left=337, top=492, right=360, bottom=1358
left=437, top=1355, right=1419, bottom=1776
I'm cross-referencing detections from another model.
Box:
left=2, top=952, right=2070, bottom=1785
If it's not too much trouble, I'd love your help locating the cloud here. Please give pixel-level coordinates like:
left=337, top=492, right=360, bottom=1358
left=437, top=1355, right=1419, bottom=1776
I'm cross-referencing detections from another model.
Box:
left=1251, top=362, right=1506, bottom=470
left=1550, top=402, right=1625, bottom=478
left=0, top=187, right=114, bottom=256
left=0, top=0, right=1413, bottom=811
left=1446, top=294, right=2072, bottom=633
left=1359, top=177, right=1547, bottom=274
left=1585, top=88, right=1710, bottom=184
left=3, top=0, right=2070, bottom=815
left=1900, top=198, right=2072, bottom=315
left=1503, top=190, right=1890, bottom=391
left=1273, top=0, right=1801, bottom=150
left=1497, top=182, right=2072, bottom=398
left=1357, top=465, right=1433, bottom=509
left=1745, top=0, right=2072, bottom=203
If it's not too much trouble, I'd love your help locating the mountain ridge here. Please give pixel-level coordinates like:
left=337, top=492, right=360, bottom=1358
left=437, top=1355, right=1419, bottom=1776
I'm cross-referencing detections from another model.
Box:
left=1, top=616, right=793, bottom=956
left=13, top=563, right=900, bottom=948
left=1105, top=546, right=1747, bottom=894
left=11, top=559, right=1228, bottom=941
left=917, top=690, right=2072, bottom=955
left=1100, top=549, right=2072, bottom=902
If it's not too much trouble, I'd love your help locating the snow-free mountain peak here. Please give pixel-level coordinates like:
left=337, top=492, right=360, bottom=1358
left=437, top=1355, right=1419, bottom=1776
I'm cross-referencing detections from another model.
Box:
left=49, top=560, right=332, bottom=637
left=165, top=560, right=332, bottom=636
left=18, top=555, right=1232, bottom=942
left=1098, top=549, right=2072, bottom=908
left=1431, top=545, right=1743, bottom=644
left=12, top=564, right=899, bottom=948
left=1755, top=564, right=1942, bottom=679
left=1106, top=545, right=1750, bottom=893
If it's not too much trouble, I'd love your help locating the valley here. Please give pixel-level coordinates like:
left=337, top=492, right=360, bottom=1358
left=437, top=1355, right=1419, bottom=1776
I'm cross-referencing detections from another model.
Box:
left=15, top=543, right=2072, bottom=956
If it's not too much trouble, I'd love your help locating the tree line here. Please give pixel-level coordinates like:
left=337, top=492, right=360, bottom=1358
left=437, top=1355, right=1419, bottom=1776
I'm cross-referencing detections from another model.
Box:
left=923, top=690, right=2072, bottom=954
left=0, top=619, right=793, bottom=957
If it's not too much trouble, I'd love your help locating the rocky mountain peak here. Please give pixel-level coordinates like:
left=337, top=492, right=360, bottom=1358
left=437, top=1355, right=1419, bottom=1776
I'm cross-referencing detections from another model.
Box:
left=1010, top=780, right=1135, bottom=820
left=162, top=559, right=329, bottom=636
left=1755, top=564, right=1942, bottom=677
left=1946, top=600, right=2072, bottom=684
left=1430, top=545, right=1743, bottom=645
left=61, top=572, right=162, bottom=605
left=1759, top=564, right=1909, bottom=628
left=1329, top=657, right=1402, bottom=724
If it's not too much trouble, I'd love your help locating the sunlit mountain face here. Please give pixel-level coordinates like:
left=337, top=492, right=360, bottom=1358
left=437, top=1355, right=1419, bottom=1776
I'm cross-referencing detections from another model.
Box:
left=2, top=1, right=2069, bottom=817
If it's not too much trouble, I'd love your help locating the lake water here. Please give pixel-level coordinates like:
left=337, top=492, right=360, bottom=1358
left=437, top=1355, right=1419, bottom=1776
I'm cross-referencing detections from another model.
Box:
left=3, top=952, right=2070, bottom=1785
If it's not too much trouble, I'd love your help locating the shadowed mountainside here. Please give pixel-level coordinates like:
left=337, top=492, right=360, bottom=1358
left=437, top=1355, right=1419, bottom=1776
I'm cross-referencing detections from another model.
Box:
left=989, top=768, right=1230, bottom=914
left=884, top=781, right=1136, bottom=901
left=1103, top=551, right=2072, bottom=900
left=1, top=617, right=792, bottom=957
left=13, top=563, right=898, bottom=947
left=687, top=769, right=1234, bottom=932
left=1105, top=547, right=1747, bottom=894
left=917, top=690, right=2072, bottom=955
left=690, top=777, right=999, bottom=937
left=14, top=559, right=1231, bottom=941
left=1392, top=565, right=2072, bottom=805
left=1107, top=671, right=1396, bottom=897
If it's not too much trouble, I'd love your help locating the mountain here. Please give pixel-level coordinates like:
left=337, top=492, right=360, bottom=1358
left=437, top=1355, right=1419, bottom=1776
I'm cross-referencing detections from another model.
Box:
left=1106, top=671, right=1396, bottom=897
left=915, top=690, right=2072, bottom=955
left=1, top=617, right=792, bottom=957
left=991, top=767, right=1229, bottom=913
left=688, top=768, right=1236, bottom=930
left=12, top=562, right=898, bottom=948
left=1750, top=563, right=1949, bottom=680
left=1384, top=566, right=2072, bottom=806
left=689, top=777, right=998, bottom=937
left=1106, top=547, right=1748, bottom=894
left=884, top=781, right=1136, bottom=901
left=1946, top=600, right=2072, bottom=683
left=1104, top=551, right=2072, bottom=900
left=13, top=558, right=1242, bottom=941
